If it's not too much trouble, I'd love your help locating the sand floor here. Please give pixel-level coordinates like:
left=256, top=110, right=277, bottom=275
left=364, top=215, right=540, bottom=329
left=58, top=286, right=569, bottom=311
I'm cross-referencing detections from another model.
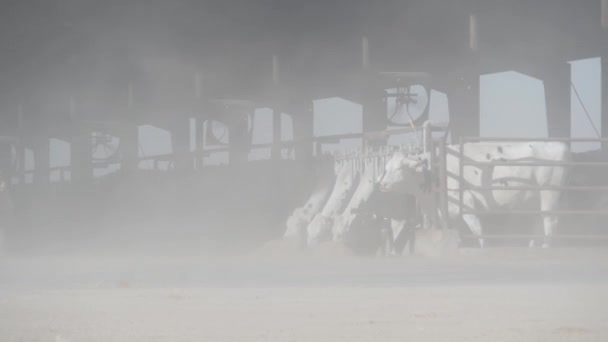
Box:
left=1, top=247, right=607, bottom=341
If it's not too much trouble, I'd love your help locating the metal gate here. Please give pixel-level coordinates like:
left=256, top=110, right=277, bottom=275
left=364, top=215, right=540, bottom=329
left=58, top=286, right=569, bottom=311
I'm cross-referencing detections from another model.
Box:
left=431, top=136, right=608, bottom=243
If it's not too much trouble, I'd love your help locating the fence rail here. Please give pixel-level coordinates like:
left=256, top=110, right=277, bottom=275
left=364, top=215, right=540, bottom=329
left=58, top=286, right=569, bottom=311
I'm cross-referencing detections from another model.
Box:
left=462, top=137, right=608, bottom=143
left=460, top=234, right=608, bottom=240
left=461, top=209, right=608, bottom=215
left=460, top=185, right=608, bottom=192
left=454, top=137, right=608, bottom=223
left=439, top=135, right=608, bottom=242
left=462, top=160, right=608, bottom=167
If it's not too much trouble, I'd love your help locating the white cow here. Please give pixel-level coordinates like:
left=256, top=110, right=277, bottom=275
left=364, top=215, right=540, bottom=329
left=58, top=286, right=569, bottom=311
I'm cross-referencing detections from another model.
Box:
left=330, top=158, right=387, bottom=254
left=284, top=164, right=335, bottom=245
left=332, top=158, right=378, bottom=241
left=333, top=157, right=418, bottom=256
left=379, top=142, right=570, bottom=248
left=307, top=160, right=359, bottom=245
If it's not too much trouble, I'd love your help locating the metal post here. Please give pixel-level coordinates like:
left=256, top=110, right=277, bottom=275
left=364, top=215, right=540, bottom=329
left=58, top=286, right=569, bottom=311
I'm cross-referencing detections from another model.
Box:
left=194, top=71, right=204, bottom=170
left=602, top=0, right=608, bottom=29
left=469, top=14, right=478, bottom=52
left=171, top=118, right=191, bottom=171
left=33, top=135, right=49, bottom=186
left=272, top=55, right=282, bottom=160
left=602, top=55, right=608, bottom=151
left=17, top=104, right=25, bottom=185
left=544, top=63, right=572, bottom=140
left=361, top=36, right=370, bottom=70
left=458, top=137, right=465, bottom=218
left=120, top=83, right=139, bottom=173
left=447, top=71, right=480, bottom=142
left=362, top=86, right=386, bottom=151
left=437, top=143, right=450, bottom=232
left=292, top=100, right=314, bottom=161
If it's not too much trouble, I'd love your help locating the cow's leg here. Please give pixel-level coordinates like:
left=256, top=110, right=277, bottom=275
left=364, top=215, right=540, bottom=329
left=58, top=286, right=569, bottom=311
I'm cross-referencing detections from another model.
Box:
left=462, top=214, right=484, bottom=248
left=539, top=190, right=560, bottom=248
left=390, top=219, right=409, bottom=255
left=462, top=192, right=484, bottom=248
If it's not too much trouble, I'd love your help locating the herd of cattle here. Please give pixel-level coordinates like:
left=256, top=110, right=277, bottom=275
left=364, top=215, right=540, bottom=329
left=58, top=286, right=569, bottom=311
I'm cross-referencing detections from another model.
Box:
left=283, top=140, right=598, bottom=256
left=0, top=140, right=605, bottom=256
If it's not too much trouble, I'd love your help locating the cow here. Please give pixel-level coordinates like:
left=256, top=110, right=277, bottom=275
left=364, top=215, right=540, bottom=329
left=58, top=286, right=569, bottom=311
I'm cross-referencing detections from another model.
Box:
left=306, top=159, right=359, bottom=246
left=283, top=162, right=335, bottom=247
left=378, top=142, right=570, bottom=248
left=342, top=189, right=419, bottom=256
left=333, top=158, right=419, bottom=256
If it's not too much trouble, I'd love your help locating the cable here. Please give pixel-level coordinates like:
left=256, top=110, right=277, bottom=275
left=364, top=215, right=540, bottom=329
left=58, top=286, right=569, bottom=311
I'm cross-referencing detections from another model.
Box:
left=570, top=81, right=601, bottom=138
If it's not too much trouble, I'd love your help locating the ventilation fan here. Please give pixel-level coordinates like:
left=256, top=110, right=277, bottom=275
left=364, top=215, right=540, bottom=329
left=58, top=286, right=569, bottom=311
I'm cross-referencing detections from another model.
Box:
left=204, top=111, right=254, bottom=146
left=385, top=85, right=430, bottom=127
left=205, top=120, right=229, bottom=146
left=91, top=131, right=119, bottom=161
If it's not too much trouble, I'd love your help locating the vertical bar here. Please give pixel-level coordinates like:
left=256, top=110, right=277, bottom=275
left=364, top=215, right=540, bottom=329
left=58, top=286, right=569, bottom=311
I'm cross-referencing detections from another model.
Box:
left=17, top=104, right=25, bottom=185
left=469, top=14, right=478, bottom=52
left=446, top=71, right=480, bottom=142
left=194, top=72, right=204, bottom=170
left=459, top=137, right=464, bottom=218
left=293, top=100, right=314, bottom=161
left=194, top=71, right=202, bottom=99
left=438, top=143, right=450, bottom=232
left=171, top=118, right=191, bottom=171
left=361, top=36, right=370, bottom=70
left=120, top=82, right=139, bottom=173
left=34, top=136, right=50, bottom=186
left=272, top=55, right=280, bottom=86
left=602, top=0, right=608, bottom=29
left=544, top=62, right=571, bottom=140
left=602, top=55, right=608, bottom=151
left=271, top=108, right=282, bottom=160
left=272, top=55, right=281, bottom=160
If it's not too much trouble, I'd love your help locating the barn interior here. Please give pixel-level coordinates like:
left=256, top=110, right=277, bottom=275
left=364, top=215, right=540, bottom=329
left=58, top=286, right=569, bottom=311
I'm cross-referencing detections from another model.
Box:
left=3, top=2, right=608, bottom=341
left=0, top=0, right=607, bottom=255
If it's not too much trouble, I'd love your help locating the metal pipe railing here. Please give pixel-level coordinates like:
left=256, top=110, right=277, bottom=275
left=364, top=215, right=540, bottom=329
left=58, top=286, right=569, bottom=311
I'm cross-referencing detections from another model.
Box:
left=460, top=185, right=608, bottom=192
left=462, top=137, right=608, bottom=143
left=461, top=209, right=608, bottom=215
left=462, top=160, right=608, bottom=167
left=460, top=234, right=608, bottom=240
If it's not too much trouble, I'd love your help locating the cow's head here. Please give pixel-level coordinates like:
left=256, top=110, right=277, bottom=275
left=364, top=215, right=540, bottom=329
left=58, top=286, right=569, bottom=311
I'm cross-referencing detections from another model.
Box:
left=378, top=152, right=429, bottom=194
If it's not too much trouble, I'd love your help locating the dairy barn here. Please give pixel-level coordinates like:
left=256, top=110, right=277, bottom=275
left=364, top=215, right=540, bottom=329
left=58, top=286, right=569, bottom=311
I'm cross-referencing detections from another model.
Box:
left=1, top=0, right=608, bottom=341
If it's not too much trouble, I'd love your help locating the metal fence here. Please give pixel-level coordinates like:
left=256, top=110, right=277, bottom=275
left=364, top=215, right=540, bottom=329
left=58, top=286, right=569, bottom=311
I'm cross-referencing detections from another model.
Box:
left=445, top=136, right=608, bottom=241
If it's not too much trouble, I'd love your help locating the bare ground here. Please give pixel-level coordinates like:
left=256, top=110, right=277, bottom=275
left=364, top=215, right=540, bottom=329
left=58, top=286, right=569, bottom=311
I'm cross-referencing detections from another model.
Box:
left=1, top=245, right=608, bottom=341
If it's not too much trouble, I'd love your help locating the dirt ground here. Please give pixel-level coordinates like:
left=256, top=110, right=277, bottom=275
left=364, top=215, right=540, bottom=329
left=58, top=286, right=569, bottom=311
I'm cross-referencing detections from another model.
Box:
left=1, top=246, right=608, bottom=341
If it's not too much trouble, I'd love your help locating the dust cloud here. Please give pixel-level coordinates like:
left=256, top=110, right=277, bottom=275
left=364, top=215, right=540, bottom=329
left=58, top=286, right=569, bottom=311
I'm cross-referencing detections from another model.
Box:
left=1, top=1, right=607, bottom=341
